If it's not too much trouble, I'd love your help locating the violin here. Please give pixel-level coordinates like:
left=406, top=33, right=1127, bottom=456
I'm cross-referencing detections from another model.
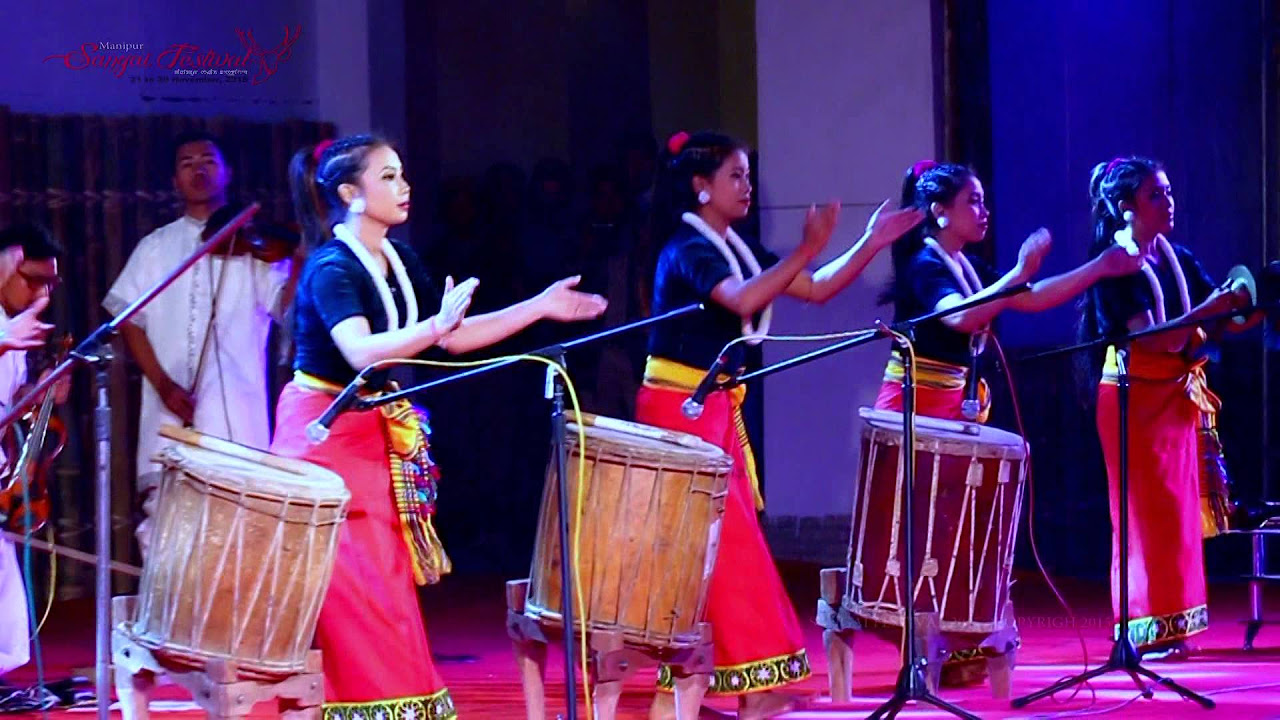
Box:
left=202, top=202, right=301, bottom=264
left=0, top=333, right=71, bottom=534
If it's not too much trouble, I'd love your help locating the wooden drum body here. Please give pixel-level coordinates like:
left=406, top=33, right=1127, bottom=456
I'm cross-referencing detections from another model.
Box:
left=129, top=433, right=350, bottom=675
left=843, top=408, right=1027, bottom=635
left=526, top=416, right=731, bottom=650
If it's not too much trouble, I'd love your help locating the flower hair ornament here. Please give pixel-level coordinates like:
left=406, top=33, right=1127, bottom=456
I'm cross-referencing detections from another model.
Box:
left=911, top=159, right=938, bottom=177
left=667, top=131, right=690, bottom=155
left=312, top=138, right=336, bottom=162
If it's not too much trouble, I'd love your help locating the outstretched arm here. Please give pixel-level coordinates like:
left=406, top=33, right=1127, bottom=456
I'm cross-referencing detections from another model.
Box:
left=708, top=203, right=838, bottom=316
left=1008, top=245, right=1142, bottom=313
left=785, top=201, right=923, bottom=304
left=440, top=276, right=607, bottom=354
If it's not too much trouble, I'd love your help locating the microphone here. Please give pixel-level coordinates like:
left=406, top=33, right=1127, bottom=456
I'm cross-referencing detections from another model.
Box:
left=682, top=353, right=730, bottom=420
left=961, top=352, right=980, bottom=421
left=305, top=377, right=365, bottom=443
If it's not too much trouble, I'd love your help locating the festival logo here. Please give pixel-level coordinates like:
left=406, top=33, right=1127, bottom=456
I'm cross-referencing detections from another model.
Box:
left=42, top=26, right=301, bottom=86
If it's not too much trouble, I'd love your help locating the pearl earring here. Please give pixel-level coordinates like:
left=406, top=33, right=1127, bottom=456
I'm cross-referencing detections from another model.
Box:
left=1122, top=209, right=1134, bottom=224
left=349, top=197, right=367, bottom=215
left=936, top=216, right=950, bottom=229
left=697, top=190, right=711, bottom=205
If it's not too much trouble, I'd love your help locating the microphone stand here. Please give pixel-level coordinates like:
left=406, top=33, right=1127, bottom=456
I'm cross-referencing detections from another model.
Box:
left=324, top=303, right=702, bottom=720
left=0, top=203, right=260, bottom=720
left=717, top=284, right=1030, bottom=720
left=1008, top=302, right=1274, bottom=711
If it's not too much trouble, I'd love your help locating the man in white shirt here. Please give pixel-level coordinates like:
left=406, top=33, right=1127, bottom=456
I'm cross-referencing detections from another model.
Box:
left=103, top=131, right=293, bottom=555
left=0, top=224, right=61, bottom=678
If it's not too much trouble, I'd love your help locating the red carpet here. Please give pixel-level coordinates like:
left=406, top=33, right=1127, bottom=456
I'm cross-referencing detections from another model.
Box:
left=9, top=565, right=1280, bottom=718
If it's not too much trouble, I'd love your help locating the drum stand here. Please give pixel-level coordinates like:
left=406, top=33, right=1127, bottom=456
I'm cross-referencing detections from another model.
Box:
left=1013, top=333, right=1224, bottom=710
left=111, top=597, right=323, bottom=720
left=504, top=579, right=714, bottom=720
left=341, top=304, right=703, bottom=720
left=714, top=287, right=1033, bottom=719
left=0, top=204, right=261, bottom=720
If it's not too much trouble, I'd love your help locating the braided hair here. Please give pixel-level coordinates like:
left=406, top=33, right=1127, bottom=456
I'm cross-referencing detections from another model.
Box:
left=288, top=134, right=391, bottom=249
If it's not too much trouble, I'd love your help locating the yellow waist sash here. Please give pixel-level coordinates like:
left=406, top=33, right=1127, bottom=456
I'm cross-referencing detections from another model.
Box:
left=882, top=353, right=991, bottom=423
left=293, top=371, right=451, bottom=585
left=642, top=356, right=762, bottom=510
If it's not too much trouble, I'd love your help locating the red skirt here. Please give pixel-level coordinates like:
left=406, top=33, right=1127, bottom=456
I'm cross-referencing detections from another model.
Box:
left=874, top=380, right=967, bottom=420
left=1097, top=349, right=1209, bottom=649
left=271, top=382, right=456, bottom=719
left=636, top=384, right=810, bottom=696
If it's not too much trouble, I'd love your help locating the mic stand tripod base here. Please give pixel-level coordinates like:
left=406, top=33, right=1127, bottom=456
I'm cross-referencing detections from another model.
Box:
left=866, top=656, right=981, bottom=720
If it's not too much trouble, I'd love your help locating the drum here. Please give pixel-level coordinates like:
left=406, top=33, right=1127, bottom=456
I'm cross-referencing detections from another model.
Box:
left=525, top=414, right=731, bottom=649
left=843, top=408, right=1027, bottom=635
left=128, top=429, right=350, bottom=675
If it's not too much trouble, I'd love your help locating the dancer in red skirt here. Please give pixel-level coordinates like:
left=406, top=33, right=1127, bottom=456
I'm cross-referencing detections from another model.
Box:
left=1079, top=156, right=1252, bottom=660
left=274, top=134, right=605, bottom=718
left=639, top=131, right=922, bottom=719
left=874, top=161, right=1141, bottom=684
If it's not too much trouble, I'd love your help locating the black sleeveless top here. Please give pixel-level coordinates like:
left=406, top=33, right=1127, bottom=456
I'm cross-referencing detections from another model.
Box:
left=1086, top=242, right=1215, bottom=338
left=647, top=224, right=779, bottom=372
left=292, top=238, right=442, bottom=388
left=889, top=245, right=1000, bottom=366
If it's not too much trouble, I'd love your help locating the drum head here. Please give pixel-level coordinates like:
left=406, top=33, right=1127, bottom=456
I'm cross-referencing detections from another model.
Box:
left=566, top=414, right=732, bottom=471
left=858, top=407, right=1027, bottom=456
left=156, top=442, right=348, bottom=501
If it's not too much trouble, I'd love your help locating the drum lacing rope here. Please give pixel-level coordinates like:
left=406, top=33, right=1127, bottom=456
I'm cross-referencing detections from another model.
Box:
left=360, top=355, right=596, bottom=720
left=877, top=327, right=923, bottom=650
left=715, top=324, right=1087, bottom=690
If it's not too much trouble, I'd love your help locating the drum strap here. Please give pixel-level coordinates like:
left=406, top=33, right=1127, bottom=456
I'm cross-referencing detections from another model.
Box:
left=642, top=357, right=763, bottom=510
left=293, top=372, right=451, bottom=585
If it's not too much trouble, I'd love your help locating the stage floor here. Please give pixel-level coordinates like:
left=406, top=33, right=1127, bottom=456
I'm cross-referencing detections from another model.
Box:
left=11, top=565, right=1280, bottom=719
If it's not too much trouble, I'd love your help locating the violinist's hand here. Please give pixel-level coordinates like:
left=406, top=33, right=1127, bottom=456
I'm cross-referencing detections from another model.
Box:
left=0, top=296, right=53, bottom=354
left=37, top=368, right=71, bottom=405
left=158, top=377, right=196, bottom=426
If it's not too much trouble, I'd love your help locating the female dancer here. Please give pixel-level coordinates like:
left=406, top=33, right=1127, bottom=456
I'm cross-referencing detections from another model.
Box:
left=638, top=130, right=922, bottom=719
left=273, top=134, right=606, bottom=718
left=1079, top=156, right=1250, bottom=658
left=877, top=161, right=1142, bottom=419
left=875, top=161, right=1142, bottom=684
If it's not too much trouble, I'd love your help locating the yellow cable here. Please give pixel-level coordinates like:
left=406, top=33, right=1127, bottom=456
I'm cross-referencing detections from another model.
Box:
left=365, top=356, right=594, bottom=719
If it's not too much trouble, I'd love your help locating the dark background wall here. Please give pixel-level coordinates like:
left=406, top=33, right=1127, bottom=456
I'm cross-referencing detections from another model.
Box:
left=978, top=0, right=1276, bottom=578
